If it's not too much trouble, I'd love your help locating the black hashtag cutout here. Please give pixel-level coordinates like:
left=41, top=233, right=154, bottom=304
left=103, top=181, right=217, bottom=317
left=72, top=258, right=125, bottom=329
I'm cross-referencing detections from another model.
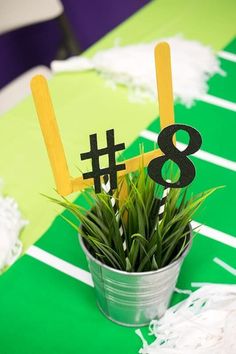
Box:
left=80, top=129, right=126, bottom=193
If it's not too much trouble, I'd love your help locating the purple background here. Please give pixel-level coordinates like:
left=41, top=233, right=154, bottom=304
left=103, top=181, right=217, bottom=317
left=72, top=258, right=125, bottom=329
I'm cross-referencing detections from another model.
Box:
left=0, top=0, right=149, bottom=89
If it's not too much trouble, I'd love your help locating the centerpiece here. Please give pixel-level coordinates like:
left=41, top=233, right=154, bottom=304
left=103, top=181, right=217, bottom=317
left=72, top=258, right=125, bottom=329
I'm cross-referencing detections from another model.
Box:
left=31, top=41, right=218, bottom=327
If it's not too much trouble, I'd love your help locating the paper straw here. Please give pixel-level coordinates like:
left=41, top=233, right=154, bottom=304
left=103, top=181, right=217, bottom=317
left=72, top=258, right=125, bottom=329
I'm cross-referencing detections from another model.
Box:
left=103, top=175, right=127, bottom=254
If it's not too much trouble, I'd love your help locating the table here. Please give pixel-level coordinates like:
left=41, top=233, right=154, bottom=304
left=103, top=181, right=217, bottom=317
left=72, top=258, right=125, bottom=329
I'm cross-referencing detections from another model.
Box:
left=0, top=1, right=235, bottom=353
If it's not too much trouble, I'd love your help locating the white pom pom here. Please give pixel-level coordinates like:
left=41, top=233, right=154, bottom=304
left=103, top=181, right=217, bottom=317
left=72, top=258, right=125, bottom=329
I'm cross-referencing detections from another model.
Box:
left=0, top=183, right=28, bottom=271
left=137, top=284, right=236, bottom=354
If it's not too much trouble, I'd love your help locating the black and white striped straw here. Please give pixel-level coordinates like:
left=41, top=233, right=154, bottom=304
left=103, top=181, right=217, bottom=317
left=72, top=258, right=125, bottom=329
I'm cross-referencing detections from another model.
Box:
left=102, top=175, right=127, bottom=254
left=158, top=180, right=171, bottom=223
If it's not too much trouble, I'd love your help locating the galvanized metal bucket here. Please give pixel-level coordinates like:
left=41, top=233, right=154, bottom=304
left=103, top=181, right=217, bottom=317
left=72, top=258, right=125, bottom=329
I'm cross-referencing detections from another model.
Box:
left=79, top=228, right=192, bottom=327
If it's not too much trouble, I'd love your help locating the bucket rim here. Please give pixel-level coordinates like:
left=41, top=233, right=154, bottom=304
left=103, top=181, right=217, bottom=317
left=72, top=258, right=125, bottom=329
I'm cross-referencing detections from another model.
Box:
left=79, top=224, right=192, bottom=277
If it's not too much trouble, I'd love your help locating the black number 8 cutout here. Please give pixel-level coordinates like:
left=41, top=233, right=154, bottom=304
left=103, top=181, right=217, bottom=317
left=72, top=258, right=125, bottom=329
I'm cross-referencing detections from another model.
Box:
left=147, top=124, right=202, bottom=188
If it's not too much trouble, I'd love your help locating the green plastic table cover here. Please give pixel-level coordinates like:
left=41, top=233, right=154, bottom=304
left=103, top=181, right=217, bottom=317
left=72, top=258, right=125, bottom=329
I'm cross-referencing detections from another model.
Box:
left=0, top=1, right=236, bottom=353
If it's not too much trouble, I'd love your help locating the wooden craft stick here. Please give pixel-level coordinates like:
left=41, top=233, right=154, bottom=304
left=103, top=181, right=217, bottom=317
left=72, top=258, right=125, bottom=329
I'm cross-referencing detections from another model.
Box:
left=154, top=42, right=175, bottom=131
left=30, top=75, right=72, bottom=195
left=71, top=148, right=163, bottom=192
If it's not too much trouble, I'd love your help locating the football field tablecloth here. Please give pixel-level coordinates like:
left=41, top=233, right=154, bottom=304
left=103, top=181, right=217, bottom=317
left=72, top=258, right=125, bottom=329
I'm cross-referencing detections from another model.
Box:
left=0, top=1, right=236, bottom=354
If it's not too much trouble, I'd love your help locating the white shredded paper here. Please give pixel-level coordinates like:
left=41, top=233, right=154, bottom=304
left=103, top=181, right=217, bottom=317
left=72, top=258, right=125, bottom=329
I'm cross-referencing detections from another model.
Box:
left=51, top=35, right=225, bottom=107
left=0, top=180, right=28, bottom=272
left=136, top=284, right=236, bottom=354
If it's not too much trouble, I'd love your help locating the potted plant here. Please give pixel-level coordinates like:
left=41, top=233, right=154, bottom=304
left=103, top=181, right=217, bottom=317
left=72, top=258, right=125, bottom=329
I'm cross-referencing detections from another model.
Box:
left=46, top=164, right=217, bottom=327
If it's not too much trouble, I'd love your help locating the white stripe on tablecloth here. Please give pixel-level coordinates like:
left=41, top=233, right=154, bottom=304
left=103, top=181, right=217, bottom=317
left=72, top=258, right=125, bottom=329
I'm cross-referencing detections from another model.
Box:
left=140, top=130, right=236, bottom=172
left=199, top=94, right=236, bottom=112
left=213, top=257, right=236, bottom=276
left=218, top=50, right=236, bottom=63
left=191, top=221, right=236, bottom=248
left=191, top=282, right=228, bottom=288
left=27, top=245, right=94, bottom=287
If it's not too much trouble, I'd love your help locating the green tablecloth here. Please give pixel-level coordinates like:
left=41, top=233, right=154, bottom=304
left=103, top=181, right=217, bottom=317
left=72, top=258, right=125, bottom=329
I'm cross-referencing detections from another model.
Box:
left=0, top=1, right=236, bottom=353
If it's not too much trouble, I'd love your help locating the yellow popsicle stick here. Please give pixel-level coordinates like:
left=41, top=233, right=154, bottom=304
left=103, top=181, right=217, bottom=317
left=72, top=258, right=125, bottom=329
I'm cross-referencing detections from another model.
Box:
left=30, top=75, right=72, bottom=195
left=30, top=42, right=175, bottom=196
left=155, top=42, right=175, bottom=130
left=70, top=148, right=163, bottom=192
